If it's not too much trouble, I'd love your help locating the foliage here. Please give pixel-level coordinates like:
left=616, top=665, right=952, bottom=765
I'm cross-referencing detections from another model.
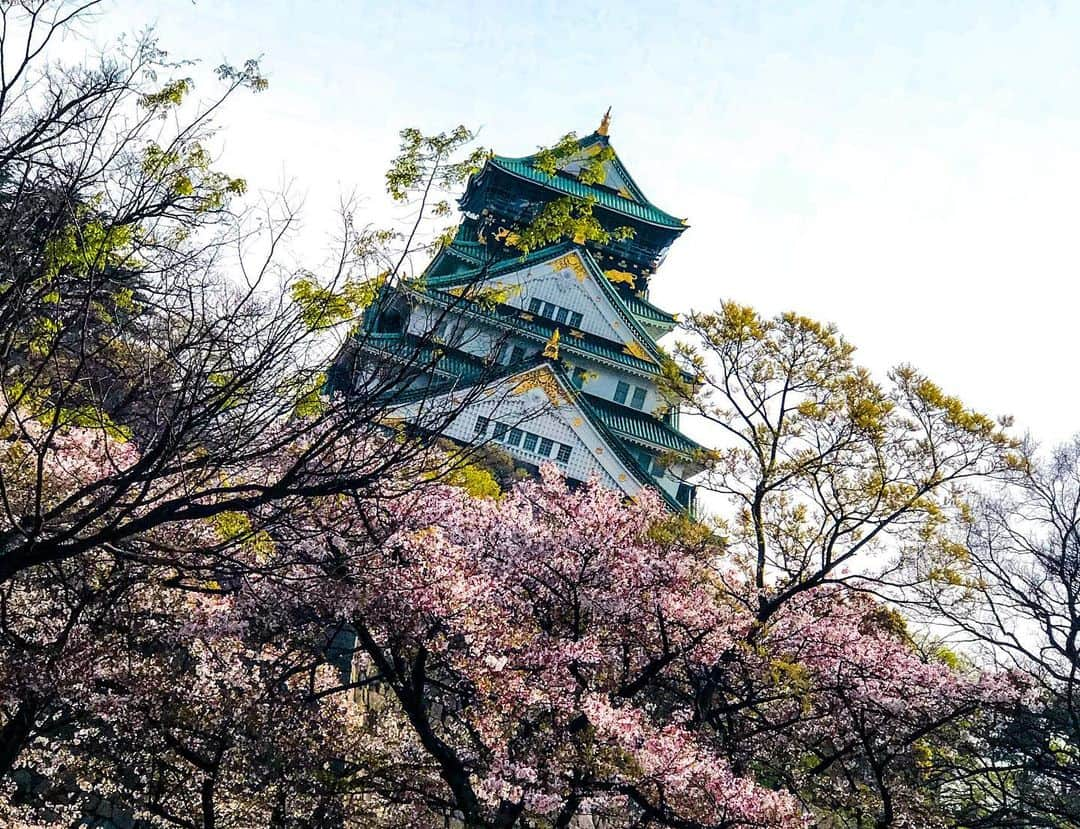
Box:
left=442, top=459, right=502, bottom=498
left=290, top=272, right=385, bottom=330
left=507, top=131, right=635, bottom=255
left=0, top=6, right=1073, bottom=829
left=385, top=126, right=488, bottom=203
left=663, top=303, right=1017, bottom=621
left=509, top=195, right=634, bottom=256
left=914, top=437, right=1080, bottom=826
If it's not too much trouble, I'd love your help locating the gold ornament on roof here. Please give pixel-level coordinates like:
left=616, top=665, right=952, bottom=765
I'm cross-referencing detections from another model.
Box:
left=604, top=269, right=636, bottom=289
left=511, top=367, right=569, bottom=406
left=543, top=328, right=561, bottom=359
left=551, top=252, right=588, bottom=282
left=494, top=227, right=521, bottom=246
left=597, top=106, right=612, bottom=136
left=623, top=341, right=652, bottom=362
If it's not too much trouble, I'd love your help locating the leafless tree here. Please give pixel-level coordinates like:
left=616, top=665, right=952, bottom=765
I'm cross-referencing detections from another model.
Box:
left=915, top=437, right=1080, bottom=826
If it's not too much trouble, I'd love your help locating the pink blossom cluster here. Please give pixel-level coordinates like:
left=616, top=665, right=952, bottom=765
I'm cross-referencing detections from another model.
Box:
left=0, top=416, right=1022, bottom=827
left=321, top=466, right=804, bottom=825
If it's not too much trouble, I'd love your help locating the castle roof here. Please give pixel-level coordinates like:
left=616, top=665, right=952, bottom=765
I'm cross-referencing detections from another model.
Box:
left=386, top=356, right=687, bottom=510
left=423, top=242, right=670, bottom=365
left=483, top=131, right=688, bottom=230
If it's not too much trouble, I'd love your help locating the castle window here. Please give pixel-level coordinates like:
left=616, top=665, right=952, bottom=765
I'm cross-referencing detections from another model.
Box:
left=510, top=345, right=525, bottom=363
left=556, top=444, right=572, bottom=463
left=475, top=416, right=490, bottom=435
left=527, top=300, right=581, bottom=328
left=493, top=422, right=508, bottom=440
left=523, top=432, right=538, bottom=452
left=507, top=428, right=523, bottom=447
left=651, top=457, right=667, bottom=477
left=631, top=387, right=647, bottom=410
left=538, top=437, right=554, bottom=457
left=614, top=381, right=629, bottom=404
left=375, top=308, right=404, bottom=333
left=572, top=367, right=587, bottom=388
left=676, top=483, right=694, bottom=508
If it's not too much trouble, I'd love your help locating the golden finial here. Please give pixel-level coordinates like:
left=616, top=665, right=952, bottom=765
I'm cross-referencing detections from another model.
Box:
left=543, top=328, right=561, bottom=360
left=597, top=106, right=612, bottom=136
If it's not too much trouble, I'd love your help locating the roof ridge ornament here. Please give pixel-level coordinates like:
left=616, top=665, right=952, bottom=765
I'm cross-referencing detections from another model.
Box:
left=543, top=328, right=561, bottom=359
left=597, top=106, right=612, bottom=137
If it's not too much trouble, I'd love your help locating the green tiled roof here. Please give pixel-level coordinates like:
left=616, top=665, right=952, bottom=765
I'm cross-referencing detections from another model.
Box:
left=425, top=242, right=555, bottom=289
left=435, top=347, right=489, bottom=379
left=624, top=293, right=677, bottom=327
left=422, top=236, right=488, bottom=280
left=355, top=332, right=489, bottom=384
left=582, top=393, right=703, bottom=457
left=489, top=155, right=686, bottom=229
left=442, top=235, right=487, bottom=264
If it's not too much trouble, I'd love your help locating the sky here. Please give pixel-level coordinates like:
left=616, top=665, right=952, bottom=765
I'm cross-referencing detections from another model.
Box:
left=72, top=0, right=1080, bottom=446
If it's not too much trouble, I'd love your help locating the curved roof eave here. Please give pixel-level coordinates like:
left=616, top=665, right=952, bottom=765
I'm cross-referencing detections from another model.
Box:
left=486, top=157, right=688, bottom=231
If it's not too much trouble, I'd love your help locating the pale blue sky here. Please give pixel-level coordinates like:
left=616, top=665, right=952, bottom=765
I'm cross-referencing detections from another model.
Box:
left=82, top=1, right=1080, bottom=444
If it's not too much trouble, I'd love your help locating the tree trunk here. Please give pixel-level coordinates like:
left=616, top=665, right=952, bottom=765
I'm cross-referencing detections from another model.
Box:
left=0, top=697, right=38, bottom=776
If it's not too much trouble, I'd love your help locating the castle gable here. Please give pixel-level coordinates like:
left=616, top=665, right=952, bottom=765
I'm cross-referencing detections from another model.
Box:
left=391, top=363, right=666, bottom=502
left=427, top=246, right=662, bottom=366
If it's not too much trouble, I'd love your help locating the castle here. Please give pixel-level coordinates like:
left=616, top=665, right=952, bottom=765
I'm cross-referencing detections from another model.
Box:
left=336, top=112, right=702, bottom=511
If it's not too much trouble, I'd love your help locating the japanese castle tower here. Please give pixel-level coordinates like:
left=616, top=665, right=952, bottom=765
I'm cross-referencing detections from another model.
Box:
left=337, top=113, right=703, bottom=511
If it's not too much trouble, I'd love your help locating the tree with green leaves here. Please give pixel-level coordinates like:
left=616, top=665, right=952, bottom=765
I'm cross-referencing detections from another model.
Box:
left=662, top=303, right=1017, bottom=622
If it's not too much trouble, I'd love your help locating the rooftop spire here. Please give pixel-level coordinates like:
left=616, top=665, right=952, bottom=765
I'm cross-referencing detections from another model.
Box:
left=597, top=106, right=612, bottom=136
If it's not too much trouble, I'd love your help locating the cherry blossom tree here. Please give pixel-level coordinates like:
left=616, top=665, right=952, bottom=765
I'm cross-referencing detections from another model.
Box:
left=333, top=469, right=798, bottom=828
left=0, top=7, right=1039, bottom=829
left=247, top=464, right=1015, bottom=828
left=0, top=412, right=1021, bottom=829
